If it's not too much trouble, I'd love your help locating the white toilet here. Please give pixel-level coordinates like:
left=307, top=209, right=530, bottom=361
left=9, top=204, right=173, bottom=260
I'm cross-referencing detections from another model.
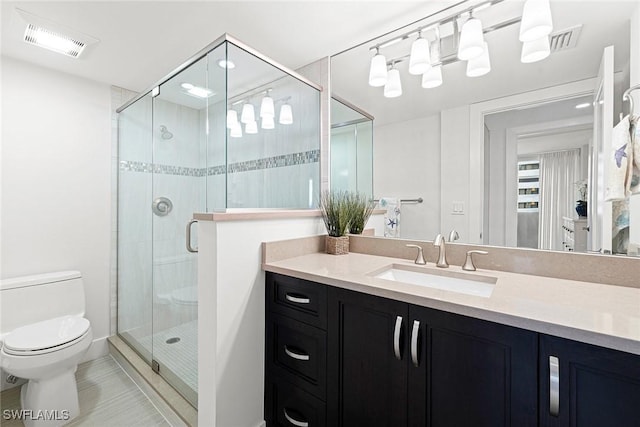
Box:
left=0, top=271, right=93, bottom=427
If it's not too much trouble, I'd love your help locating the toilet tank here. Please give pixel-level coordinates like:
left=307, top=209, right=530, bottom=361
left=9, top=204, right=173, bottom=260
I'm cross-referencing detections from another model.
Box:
left=0, top=271, right=86, bottom=335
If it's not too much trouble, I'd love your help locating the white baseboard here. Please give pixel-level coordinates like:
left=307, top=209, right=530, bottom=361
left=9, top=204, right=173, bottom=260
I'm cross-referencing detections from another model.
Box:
left=81, top=336, right=109, bottom=363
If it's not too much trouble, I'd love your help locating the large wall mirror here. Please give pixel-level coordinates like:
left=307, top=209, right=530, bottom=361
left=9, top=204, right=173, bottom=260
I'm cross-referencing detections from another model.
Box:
left=331, top=0, right=640, bottom=257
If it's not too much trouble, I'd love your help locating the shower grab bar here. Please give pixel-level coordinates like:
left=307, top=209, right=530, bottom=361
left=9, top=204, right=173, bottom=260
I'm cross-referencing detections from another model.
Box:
left=186, top=219, right=198, bottom=253
left=373, top=197, right=423, bottom=204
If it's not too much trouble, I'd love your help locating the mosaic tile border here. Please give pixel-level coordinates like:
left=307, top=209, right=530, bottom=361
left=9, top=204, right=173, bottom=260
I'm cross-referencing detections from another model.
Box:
left=119, top=149, right=320, bottom=177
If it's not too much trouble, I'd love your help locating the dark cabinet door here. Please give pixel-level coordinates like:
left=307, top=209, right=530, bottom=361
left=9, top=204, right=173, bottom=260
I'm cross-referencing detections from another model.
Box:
left=408, top=305, right=538, bottom=427
left=327, top=287, right=409, bottom=427
left=539, top=334, right=640, bottom=427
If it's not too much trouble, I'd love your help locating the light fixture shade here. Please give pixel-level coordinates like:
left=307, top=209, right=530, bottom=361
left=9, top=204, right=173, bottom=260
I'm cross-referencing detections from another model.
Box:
left=240, top=103, right=255, bottom=124
left=261, top=115, right=275, bottom=130
left=466, top=42, right=491, bottom=77
left=519, top=0, right=553, bottom=42
left=226, top=110, right=238, bottom=129
left=260, top=96, right=275, bottom=118
left=458, top=18, right=485, bottom=60
left=384, top=68, right=402, bottom=98
left=368, top=52, right=388, bottom=87
left=409, top=37, right=431, bottom=75
left=245, top=120, right=258, bottom=134
left=230, top=121, right=242, bottom=138
left=421, top=65, right=443, bottom=89
left=279, top=104, right=293, bottom=125
left=521, top=36, right=550, bottom=63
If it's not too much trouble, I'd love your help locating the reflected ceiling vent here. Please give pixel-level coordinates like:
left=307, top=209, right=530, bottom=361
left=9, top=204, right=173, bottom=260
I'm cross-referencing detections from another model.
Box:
left=549, top=25, right=582, bottom=53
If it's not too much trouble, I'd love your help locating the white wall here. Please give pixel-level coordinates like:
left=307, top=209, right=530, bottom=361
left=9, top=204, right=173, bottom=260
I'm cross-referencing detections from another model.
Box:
left=1, top=57, right=112, bottom=359
left=374, top=114, right=441, bottom=240
left=629, top=4, right=640, bottom=254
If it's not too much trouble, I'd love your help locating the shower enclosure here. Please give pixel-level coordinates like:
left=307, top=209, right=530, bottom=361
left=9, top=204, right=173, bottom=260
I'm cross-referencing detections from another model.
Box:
left=330, top=97, right=373, bottom=196
left=117, top=35, right=320, bottom=407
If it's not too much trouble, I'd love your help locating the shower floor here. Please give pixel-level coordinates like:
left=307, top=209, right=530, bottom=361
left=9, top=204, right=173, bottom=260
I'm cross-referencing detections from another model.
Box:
left=126, top=320, right=198, bottom=395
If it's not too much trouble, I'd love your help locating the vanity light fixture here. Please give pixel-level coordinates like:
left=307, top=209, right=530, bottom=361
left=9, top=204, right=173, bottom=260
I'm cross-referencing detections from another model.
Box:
left=519, top=0, right=553, bottom=42
left=384, top=63, right=402, bottom=98
left=245, top=120, right=258, bottom=134
left=260, top=90, right=275, bottom=118
left=421, top=64, right=443, bottom=88
left=261, top=115, right=275, bottom=130
left=466, top=42, right=491, bottom=77
left=368, top=47, right=388, bottom=87
left=218, top=59, right=236, bottom=69
left=226, top=110, right=238, bottom=129
left=240, top=103, right=255, bottom=124
left=230, top=121, right=242, bottom=138
left=279, top=103, right=293, bottom=125
left=521, top=36, right=551, bottom=63
left=457, top=15, right=485, bottom=60
left=408, top=31, right=431, bottom=75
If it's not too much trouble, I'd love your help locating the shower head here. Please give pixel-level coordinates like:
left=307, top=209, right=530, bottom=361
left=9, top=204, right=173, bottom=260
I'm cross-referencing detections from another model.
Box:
left=160, top=125, right=173, bottom=140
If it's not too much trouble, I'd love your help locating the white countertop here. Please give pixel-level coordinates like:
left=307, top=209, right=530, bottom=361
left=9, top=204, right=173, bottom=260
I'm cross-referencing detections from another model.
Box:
left=263, top=252, right=640, bottom=355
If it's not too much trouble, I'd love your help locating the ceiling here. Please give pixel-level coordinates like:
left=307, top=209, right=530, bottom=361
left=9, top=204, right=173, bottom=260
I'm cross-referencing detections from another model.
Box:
left=0, top=0, right=460, bottom=94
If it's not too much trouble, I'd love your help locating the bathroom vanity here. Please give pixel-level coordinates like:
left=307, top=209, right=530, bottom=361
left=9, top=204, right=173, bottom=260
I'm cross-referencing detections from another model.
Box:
left=262, top=247, right=640, bottom=427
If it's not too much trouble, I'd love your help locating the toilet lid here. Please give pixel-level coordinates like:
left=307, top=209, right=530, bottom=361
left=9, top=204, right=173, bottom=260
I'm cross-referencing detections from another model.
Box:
left=3, top=316, right=90, bottom=353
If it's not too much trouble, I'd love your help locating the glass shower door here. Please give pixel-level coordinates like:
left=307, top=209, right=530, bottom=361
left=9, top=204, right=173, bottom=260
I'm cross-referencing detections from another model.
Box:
left=150, top=56, right=208, bottom=406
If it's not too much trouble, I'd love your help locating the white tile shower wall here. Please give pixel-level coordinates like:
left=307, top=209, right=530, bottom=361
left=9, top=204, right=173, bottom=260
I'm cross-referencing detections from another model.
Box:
left=1, top=57, right=111, bottom=361
left=374, top=114, right=441, bottom=240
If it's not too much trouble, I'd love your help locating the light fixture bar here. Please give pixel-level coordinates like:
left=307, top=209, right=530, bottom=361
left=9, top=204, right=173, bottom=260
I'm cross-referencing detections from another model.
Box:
left=369, top=0, right=505, bottom=52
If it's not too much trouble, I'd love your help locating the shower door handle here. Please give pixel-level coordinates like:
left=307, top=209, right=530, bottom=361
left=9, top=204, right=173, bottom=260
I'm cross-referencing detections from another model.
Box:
left=186, top=219, right=198, bottom=253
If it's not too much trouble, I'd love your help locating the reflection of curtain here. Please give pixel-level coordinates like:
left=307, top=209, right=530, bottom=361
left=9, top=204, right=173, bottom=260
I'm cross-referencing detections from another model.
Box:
left=538, top=149, right=581, bottom=250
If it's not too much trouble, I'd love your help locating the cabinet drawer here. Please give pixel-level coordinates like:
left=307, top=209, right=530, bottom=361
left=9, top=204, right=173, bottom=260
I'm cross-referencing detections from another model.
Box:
left=265, top=377, right=326, bottom=427
left=267, top=272, right=327, bottom=329
left=267, top=313, right=327, bottom=399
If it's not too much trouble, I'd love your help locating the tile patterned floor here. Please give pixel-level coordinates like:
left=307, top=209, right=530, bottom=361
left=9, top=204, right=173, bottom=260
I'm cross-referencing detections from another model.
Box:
left=0, top=355, right=173, bottom=426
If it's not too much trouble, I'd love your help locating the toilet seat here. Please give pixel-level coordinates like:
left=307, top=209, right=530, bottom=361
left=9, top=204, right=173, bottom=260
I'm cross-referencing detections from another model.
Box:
left=171, top=286, right=197, bottom=306
left=2, top=316, right=90, bottom=356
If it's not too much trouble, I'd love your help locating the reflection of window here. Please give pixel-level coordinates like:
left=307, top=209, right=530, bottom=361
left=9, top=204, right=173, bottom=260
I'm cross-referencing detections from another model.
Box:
left=518, top=160, right=539, bottom=212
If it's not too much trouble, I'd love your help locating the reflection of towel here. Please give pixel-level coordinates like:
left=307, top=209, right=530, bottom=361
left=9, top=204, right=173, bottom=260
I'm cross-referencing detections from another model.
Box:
left=612, top=200, right=630, bottom=254
left=606, top=115, right=634, bottom=201
left=380, top=197, right=401, bottom=238
left=631, top=116, right=640, bottom=194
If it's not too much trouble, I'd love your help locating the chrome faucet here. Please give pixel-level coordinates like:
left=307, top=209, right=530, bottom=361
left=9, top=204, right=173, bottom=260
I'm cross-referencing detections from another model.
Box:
left=448, top=230, right=459, bottom=242
left=433, top=234, right=449, bottom=268
left=406, top=244, right=426, bottom=265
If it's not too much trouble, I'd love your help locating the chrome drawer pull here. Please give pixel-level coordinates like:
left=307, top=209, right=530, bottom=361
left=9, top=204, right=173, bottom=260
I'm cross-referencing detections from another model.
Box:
left=550, top=356, right=560, bottom=416
left=283, top=408, right=308, bottom=427
left=411, top=320, right=420, bottom=367
left=394, top=315, right=403, bottom=361
left=285, top=293, right=310, bottom=304
left=284, top=345, right=310, bottom=361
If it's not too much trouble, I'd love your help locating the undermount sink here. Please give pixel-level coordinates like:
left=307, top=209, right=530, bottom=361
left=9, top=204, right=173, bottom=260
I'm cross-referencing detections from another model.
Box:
left=370, top=264, right=497, bottom=298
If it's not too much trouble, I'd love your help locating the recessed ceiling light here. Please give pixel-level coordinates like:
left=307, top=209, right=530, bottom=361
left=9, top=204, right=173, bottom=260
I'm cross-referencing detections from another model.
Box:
left=218, top=59, right=235, bottom=69
left=575, top=102, right=591, bottom=109
left=24, top=24, right=85, bottom=58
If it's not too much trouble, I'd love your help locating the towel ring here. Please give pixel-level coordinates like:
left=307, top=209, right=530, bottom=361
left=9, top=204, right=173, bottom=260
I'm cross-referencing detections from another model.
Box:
left=622, top=84, right=640, bottom=117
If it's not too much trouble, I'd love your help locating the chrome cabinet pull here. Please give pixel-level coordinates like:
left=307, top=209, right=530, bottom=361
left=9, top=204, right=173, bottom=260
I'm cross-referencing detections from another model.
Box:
left=411, top=320, right=420, bottom=367
left=393, top=315, right=403, bottom=361
left=285, top=293, right=310, bottom=304
left=284, top=345, right=310, bottom=361
left=283, top=408, right=308, bottom=427
left=186, top=219, right=198, bottom=253
left=550, top=356, right=560, bottom=416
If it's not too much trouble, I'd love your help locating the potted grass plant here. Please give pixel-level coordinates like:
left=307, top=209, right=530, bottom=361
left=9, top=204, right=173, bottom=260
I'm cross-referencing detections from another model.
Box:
left=347, top=192, right=375, bottom=235
left=319, top=190, right=351, bottom=255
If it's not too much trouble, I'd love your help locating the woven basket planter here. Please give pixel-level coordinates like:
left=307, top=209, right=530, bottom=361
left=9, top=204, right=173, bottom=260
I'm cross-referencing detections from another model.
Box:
left=325, top=235, right=349, bottom=255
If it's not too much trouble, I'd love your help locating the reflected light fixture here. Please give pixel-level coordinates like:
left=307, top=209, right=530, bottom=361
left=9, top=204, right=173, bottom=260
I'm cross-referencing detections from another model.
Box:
left=279, top=103, right=293, bottom=125
left=230, top=121, right=242, bottom=138
left=521, top=36, right=550, bottom=63
left=384, top=63, right=402, bottom=98
left=519, top=0, right=553, bottom=42
left=421, top=65, right=443, bottom=89
left=368, top=47, right=388, bottom=87
left=262, top=115, right=275, bottom=130
left=245, top=120, right=258, bottom=134
left=218, top=59, right=236, bottom=69
left=260, top=92, right=275, bottom=118
left=240, top=103, right=255, bottom=124
left=466, top=42, right=491, bottom=77
left=457, top=15, right=485, bottom=60
left=575, top=102, right=592, bottom=109
left=180, top=82, right=214, bottom=98
left=226, top=110, right=238, bottom=129
left=408, top=32, right=430, bottom=75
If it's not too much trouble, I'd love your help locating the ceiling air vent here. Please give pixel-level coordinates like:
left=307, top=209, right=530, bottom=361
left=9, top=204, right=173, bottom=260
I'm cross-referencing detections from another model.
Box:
left=549, top=25, right=582, bottom=53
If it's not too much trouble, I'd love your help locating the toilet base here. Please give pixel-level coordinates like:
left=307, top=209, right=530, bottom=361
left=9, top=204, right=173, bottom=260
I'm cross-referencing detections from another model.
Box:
left=20, top=369, right=79, bottom=427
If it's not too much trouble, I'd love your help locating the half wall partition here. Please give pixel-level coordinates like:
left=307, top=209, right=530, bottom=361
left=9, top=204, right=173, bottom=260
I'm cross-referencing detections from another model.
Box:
left=116, top=35, right=321, bottom=406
